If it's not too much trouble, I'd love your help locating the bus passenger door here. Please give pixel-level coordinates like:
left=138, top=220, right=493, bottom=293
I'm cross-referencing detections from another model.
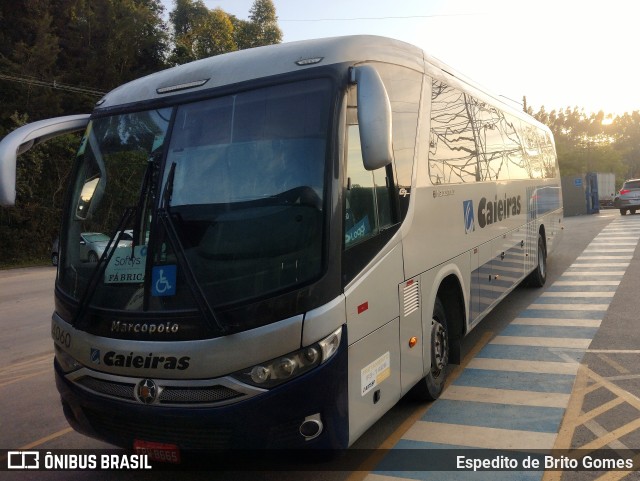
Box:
left=345, top=245, right=403, bottom=446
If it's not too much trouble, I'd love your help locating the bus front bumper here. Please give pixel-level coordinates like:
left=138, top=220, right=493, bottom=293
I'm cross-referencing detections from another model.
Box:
left=55, top=333, right=349, bottom=452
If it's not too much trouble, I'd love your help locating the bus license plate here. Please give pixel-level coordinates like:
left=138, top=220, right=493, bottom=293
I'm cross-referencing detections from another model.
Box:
left=133, top=439, right=181, bottom=464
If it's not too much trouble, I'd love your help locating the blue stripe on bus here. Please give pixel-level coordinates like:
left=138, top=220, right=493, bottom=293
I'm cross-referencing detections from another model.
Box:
left=499, top=324, right=599, bottom=339
left=421, top=400, right=564, bottom=433
left=453, top=369, right=575, bottom=393
left=476, top=344, right=585, bottom=363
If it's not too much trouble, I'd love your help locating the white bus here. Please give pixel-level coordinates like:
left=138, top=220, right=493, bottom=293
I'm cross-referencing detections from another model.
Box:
left=0, top=35, right=562, bottom=456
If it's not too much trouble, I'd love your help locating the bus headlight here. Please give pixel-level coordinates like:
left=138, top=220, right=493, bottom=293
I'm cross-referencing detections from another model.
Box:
left=54, top=344, right=83, bottom=374
left=231, top=326, right=342, bottom=389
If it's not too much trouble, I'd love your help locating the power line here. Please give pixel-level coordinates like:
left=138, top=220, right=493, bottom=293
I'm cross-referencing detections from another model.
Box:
left=279, top=13, right=481, bottom=22
left=0, top=73, right=105, bottom=97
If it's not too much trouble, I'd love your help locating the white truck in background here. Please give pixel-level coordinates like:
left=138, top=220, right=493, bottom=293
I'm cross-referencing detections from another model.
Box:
left=596, top=172, right=616, bottom=207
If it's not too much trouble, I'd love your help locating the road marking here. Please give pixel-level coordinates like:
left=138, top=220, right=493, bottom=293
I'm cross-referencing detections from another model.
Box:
left=0, top=369, right=51, bottom=388
left=592, top=453, right=640, bottom=481
left=576, top=398, right=625, bottom=425
left=467, top=357, right=579, bottom=375
left=527, top=303, right=609, bottom=311
left=440, top=385, right=570, bottom=408
left=0, top=355, right=52, bottom=387
left=366, top=216, right=640, bottom=479
left=570, top=262, right=630, bottom=267
left=580, top=417, right=640, bottom=452
left=346, top=331, right=495, bottom=481
left=20, top=427, right=74, bottom=449
left=512, top=317, right=601, bottom=327
left=403, top=421, right=557, bottom=449
left=596, top=353, right=631, bottom=374
left=587, top=349, right=640, bottom=354
left=563, top=271, right=626, bottom=275
left=491, top=336, right=592, bottom=349
left=583, top=248, right=635, bottom=252
left=541, top=291, right=615, bottom=298
left=554, top=280, right=620, bottom=286
left=576, top=256, right=632, bottom=260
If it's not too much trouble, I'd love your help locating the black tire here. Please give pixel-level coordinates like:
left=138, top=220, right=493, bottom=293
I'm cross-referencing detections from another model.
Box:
left=410, top=297, right=449, bottom=401
left=632, top=209, right=637, bottom=215
left=620, top=208, right=627, bottom=215
left=526, top=233, right=547, bottom=287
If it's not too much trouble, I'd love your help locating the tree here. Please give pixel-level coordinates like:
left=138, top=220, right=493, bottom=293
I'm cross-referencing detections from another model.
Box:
left=52, top=0, right=168, bottom=92
left=169, top=0, right=236, bottom=64
left=0, top=0, right=64, bottom=124
left=0, top=0, right=170, bottom=265
left=531, top=105, right=627, bottom=181
left=235, top=0, right=282, bottom=50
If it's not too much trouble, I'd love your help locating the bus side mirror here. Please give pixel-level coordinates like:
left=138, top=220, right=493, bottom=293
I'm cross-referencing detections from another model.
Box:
left=0, top=114, right=90, bottom=205
left=75, top=175, right=104, bottom=220
left=353, top=65, right=393, bottom=171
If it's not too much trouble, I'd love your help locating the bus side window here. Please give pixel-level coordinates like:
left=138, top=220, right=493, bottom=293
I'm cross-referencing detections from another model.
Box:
left=345, top=124, right=392, bottom=249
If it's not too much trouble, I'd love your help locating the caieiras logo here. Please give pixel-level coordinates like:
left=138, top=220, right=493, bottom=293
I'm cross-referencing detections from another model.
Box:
left=93, top=349, right=190, bottom=370
left=464, top=194, right=522, bottom=231
left=478, top=194, right=521, bottom=228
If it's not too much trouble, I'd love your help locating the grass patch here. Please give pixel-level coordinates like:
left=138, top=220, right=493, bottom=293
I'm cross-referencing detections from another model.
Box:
left=0, top=257, right=51, bottom=270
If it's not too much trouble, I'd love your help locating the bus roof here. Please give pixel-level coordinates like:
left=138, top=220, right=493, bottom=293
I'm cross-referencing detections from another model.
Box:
left=97, top=35, right=424, bottom=110
left=95, top=35, right=547, bottom=131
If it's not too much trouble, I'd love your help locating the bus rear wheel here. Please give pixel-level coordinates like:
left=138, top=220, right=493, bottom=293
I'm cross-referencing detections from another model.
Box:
left=411, top=297, right=449, bottom=401
left=526, top=233, right=547, bottom=287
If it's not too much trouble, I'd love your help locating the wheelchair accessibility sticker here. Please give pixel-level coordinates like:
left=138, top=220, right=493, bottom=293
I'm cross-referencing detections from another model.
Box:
left=152, top=265, right=177, bottom=297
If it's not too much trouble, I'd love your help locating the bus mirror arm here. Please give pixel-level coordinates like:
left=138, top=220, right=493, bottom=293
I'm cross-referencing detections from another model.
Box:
left=0, top=114, right=90, bottom=206
left=353, top=65, right=393, bottom=171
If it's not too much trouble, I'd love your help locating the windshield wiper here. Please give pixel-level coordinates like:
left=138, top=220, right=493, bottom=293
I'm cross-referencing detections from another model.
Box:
left=157, top=163, right=227, bottom=334
left=72, top=207, right=135, bottom=329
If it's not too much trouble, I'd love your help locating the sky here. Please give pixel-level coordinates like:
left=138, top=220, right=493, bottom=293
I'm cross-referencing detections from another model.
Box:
left=163, top=0, right=640, bottom=116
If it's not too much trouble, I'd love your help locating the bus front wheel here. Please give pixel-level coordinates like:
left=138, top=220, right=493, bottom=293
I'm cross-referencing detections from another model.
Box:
left=411, top=297, right=449, bottom=401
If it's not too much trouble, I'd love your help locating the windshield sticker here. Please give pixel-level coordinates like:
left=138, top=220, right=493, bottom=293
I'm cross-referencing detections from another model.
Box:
left=361, top=351, right=391, bottom=396
left=152, top=134, right=165, bottom=152
left=104, top=245, right=147, bottom=284
left=345, top=216, right=371, bottom=245
left=152, top=265, right=177, bottom=297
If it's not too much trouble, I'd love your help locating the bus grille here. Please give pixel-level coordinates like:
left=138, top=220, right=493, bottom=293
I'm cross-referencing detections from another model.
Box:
left=76, top=376, right=245, bottom=406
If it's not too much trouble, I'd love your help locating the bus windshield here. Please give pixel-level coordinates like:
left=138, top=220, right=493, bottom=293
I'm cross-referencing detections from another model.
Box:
left=59, top=78, right=332, bottom=318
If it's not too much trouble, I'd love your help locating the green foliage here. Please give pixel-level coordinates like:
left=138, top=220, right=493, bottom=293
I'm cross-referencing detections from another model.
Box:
left=0, top=113, right=79, bottom=265
left=169, top=1, right=236, bottom=65
left=529, top=105, right=640, bottom=187
left=236, top=0, right=283, bottom=50
left=168, top=0, right=282, bottom=66
left=0, top=0, right=284, bottom=266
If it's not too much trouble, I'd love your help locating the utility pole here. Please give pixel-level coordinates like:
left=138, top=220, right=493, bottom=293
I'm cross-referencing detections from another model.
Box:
left=523, top=95, right=527, bottom=113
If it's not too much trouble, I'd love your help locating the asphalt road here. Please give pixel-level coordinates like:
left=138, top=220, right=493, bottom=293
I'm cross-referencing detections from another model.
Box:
left=1, top=210, right=638, bottom=480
